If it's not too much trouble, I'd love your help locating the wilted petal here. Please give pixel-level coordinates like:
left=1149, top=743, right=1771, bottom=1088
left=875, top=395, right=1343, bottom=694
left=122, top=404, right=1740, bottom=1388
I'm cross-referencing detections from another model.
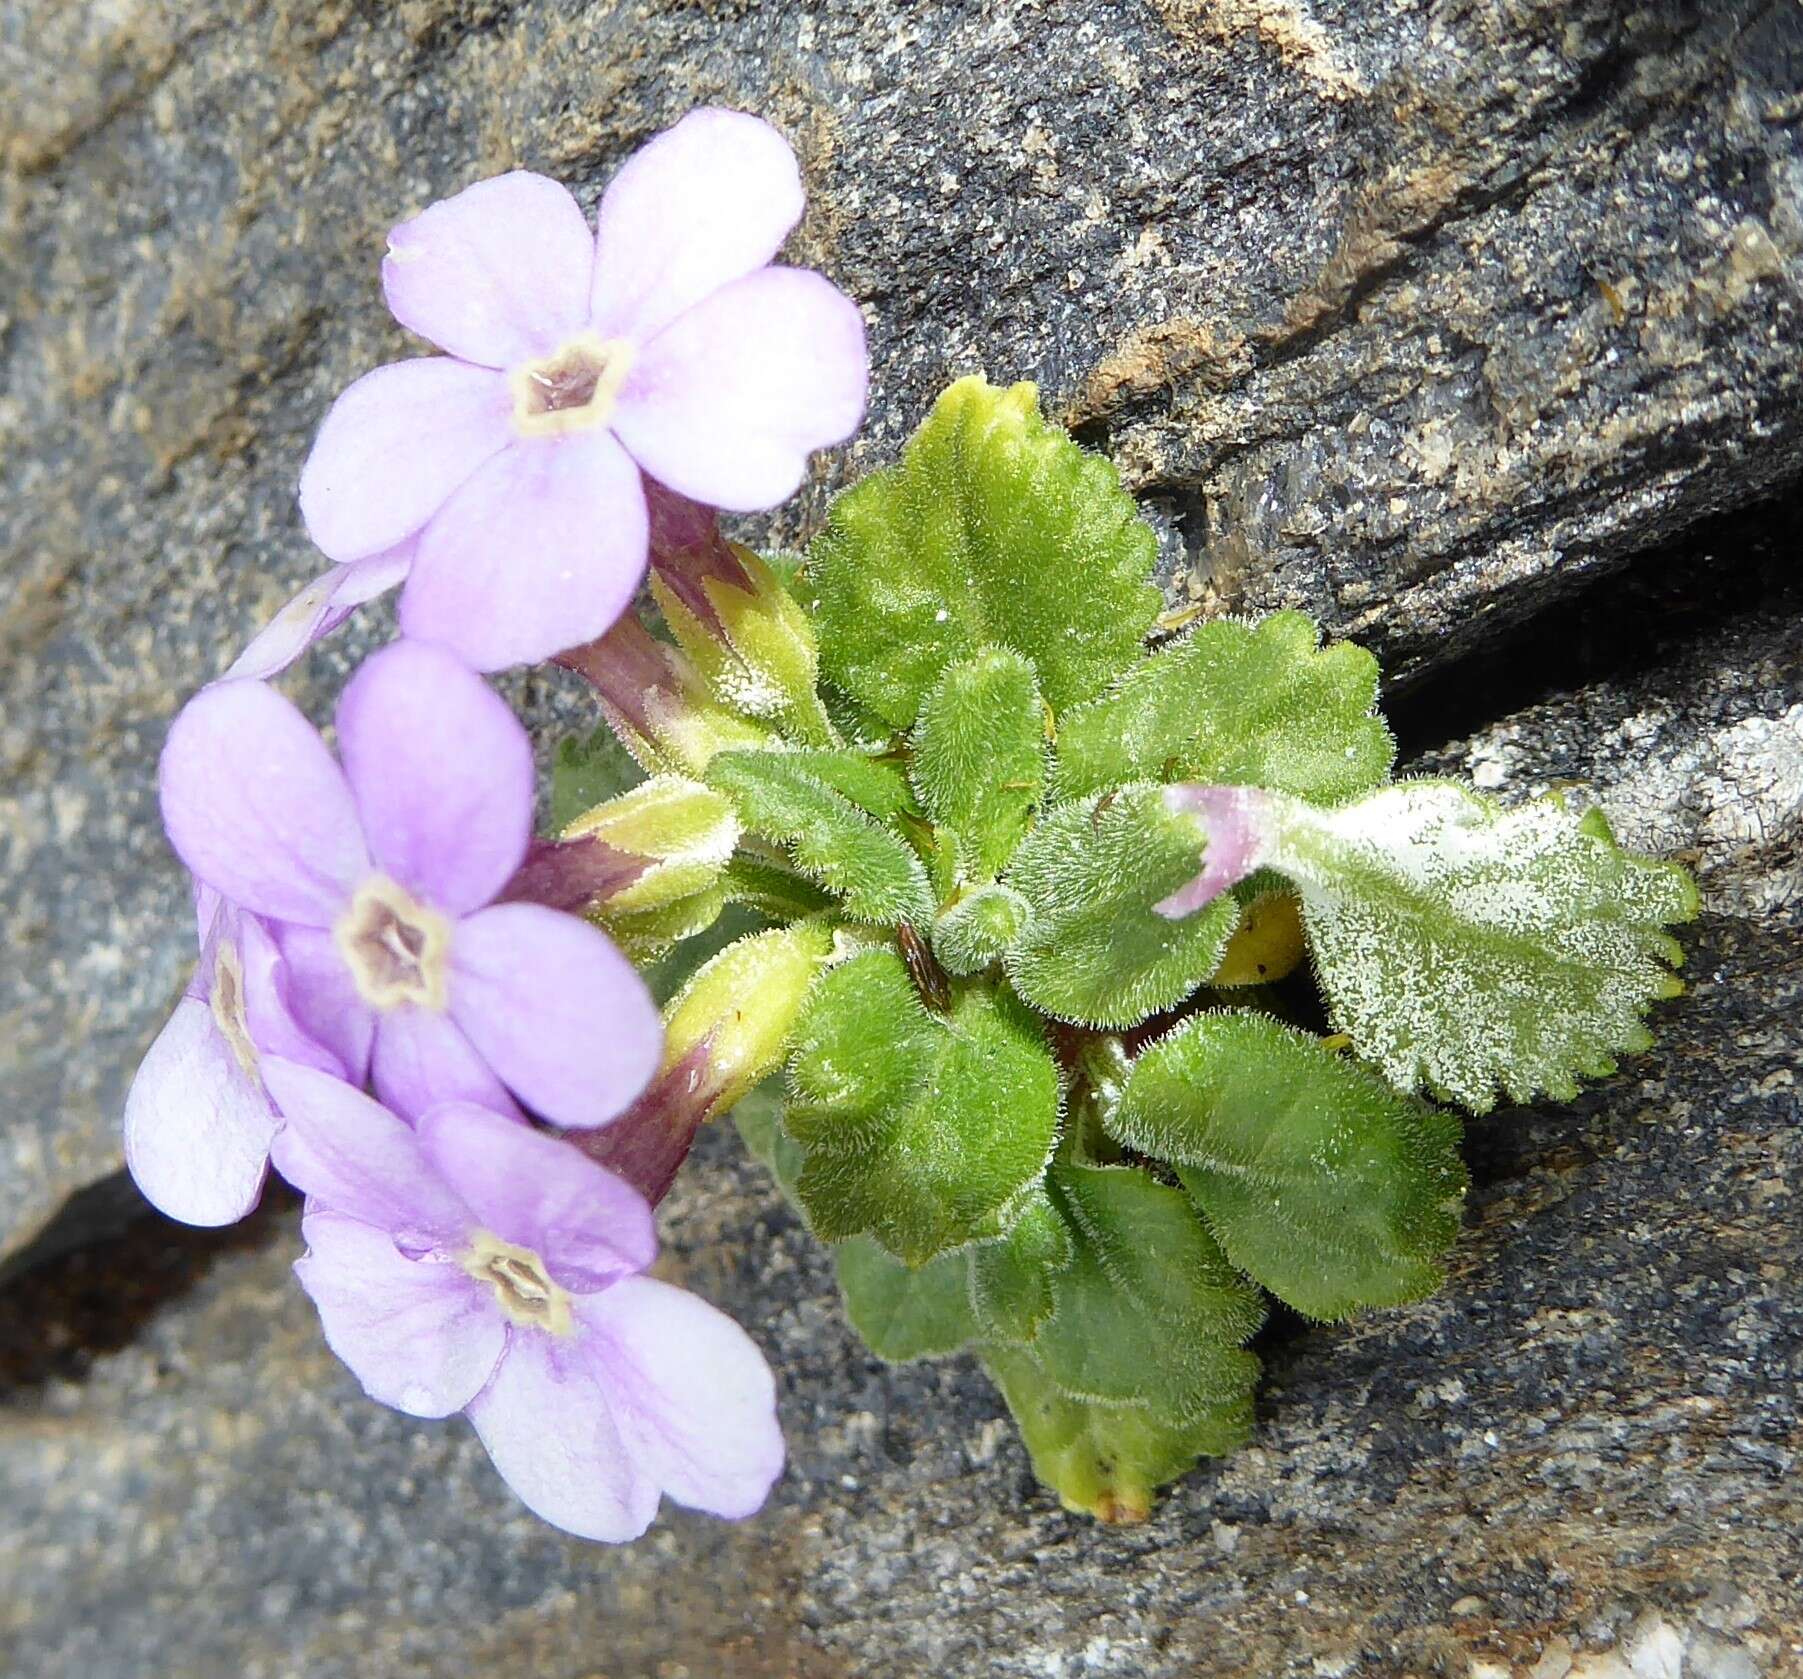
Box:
left=123, top=998, right=276, bottom=1227
left=222, top=568, right=348, bottom=684
left=417, top=1103, right=655, bottom=1291
left=1154, top=785, right=1274, bottom=919
left=449, top=902, right=661, bottom=1129
left=295, top=1208, right=505, bottom=1418
left=262, top=1058, right=472, bottom=1246
left=384, top=172, right=594, bottom=368
left=370, top=1005, right=522, bottom=1125
left=466, top=1333, right=659, bottom=1542
left=299, top=358, right=513, bottom=562
left=160, top=680, right=367, bottom=927
left=399, top=430, right=649, bottom=672
left=578, top=1275, right=784, bottom=1520
left=221, top=546, right=414, bottom=684
left=336, top=641, right=533, bottom=914
left=276, top=925, right=375, bottom=1084
left=589, top=108, right=803, bottom=346
left=612, top=267, right=867, bottom=512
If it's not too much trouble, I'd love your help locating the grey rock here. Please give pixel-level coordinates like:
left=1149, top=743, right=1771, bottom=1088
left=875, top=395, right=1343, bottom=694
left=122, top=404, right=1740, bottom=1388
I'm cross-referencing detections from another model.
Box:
left=4, top=0, right=1801, bottom=1267
left=3, top=0, right=1803, bottom=1668
left=1406, top=511, right=1803, bottom=918
left=1, top=902, right=1797, bottom=1677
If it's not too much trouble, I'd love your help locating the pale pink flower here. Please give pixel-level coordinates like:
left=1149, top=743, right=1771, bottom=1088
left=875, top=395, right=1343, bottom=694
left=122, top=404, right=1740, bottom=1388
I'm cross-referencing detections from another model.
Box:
left=294, top=108, right=867, bottom=672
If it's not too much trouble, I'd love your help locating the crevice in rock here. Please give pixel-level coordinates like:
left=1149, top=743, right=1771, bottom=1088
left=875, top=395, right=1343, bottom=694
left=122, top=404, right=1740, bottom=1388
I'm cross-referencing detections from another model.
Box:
left=0, top=1181, right=296, bottom=1392
left=1386, top=480, right=1803, bottom=759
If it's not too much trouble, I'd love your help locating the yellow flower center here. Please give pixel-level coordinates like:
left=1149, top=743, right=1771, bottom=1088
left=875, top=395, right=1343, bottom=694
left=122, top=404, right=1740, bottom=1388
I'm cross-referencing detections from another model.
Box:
left=510, top=331, right=635, bottom=438
left=334, top=876, right=453, bottom=1011
left=461, top=1230, right=574, bottom=1336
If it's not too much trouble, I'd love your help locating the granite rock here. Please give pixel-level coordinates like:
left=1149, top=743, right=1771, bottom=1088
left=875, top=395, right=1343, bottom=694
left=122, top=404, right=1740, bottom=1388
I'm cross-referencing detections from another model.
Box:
left=3, top=0, right=1803, bottom=1669
left=4, top=491, right=1802, bottom=1679
left=0, top=899, right=1797, bottom=1677
left=4, top=0, right=1802, bottom=1267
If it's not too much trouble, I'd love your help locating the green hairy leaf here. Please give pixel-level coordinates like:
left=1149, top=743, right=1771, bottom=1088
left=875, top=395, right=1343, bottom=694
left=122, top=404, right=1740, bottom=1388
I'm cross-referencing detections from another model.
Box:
left=1260, top=783, right=1698, bottom=1110
left=772, top=747, right=917, bottom=823
left=982, top=1342, right=1253, bottom=1522
left=708, top=748, right=934, bottom=926
left=1032, top=1163, right=1264, bottom=1420
left=1005, top=786, right=1240, bottom=1027
left=785, top=950, right=1063, bottom=1264
left=550, top=725, right=645, bottom=830
left=911, top=647, right=1047, bottom=880
left=967, top=1187, right=1072, bottom=1344
left=1112, top=1013, right=1467, bottom=1319
left=806, top=376, right=1160, bottom=728
left=1054, top=610, right=1394, bottom=803
left=731, top=1080, right=804, bottom=1204
left=932, top=884, right=1032, bottom=977
left=835, top=1236, right=977, bottom=1361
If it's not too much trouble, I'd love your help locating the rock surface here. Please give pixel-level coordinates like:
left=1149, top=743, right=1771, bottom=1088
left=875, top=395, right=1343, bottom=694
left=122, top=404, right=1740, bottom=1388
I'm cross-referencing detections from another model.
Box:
left=3, top=0, right=1802, bottom=1672
left=4, top=0, right=1802, bottom=1268
left=1, top=900, right=1797, bottom=1676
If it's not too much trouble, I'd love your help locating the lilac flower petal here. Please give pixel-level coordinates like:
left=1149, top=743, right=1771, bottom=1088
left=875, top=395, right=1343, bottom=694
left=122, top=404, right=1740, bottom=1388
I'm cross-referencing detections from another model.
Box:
left=336, top=640, right=533, bottom=913
left=262, top=1058, right=472, bottom=1247
left=383, top=172, right=594, bottom=369
left=370, top=1006, right=522, bottom=1126
left=194, top=880, right=221, bottom=948
left=399, top=430, right=649, bottom=672
left=295, top=1208, right=505, bottom=1418
left=466, top=1333, right=659, bottom=1542
left=237, top=912, right=344, bottom=1077
left=1154, top=784, right=1275, bottom=919
left=123, top=997, right=276, bottom=1227
left=449, top=902, right=662, bottom=1129
left=160, top=680, right=368, bottom=927
left=220, top=546, right=413, bottom=684
left=299, top=358, right=513, bottom=563
left=222, top=567, right=349, bottom=684
left=578, top=1275, right=784, bottom=1520
left=276, top=925, right=376, bottom=1084
left=417, top=1103, right=656, bottom=1290
left=589, top=108, right=804, bottom=346
left=612, top=267, right=868, bottom=512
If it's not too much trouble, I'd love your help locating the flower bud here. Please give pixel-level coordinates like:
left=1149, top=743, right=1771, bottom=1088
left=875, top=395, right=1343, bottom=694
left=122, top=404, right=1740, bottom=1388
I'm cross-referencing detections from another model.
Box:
left=557, top=614, right=768, bottom=777
left=1153, top=784, right=1273, bottom=920
left=572, top=922, right=836, bottom=1205
left=499, top=776, right=740, bottom=960
left=646, top=484, right=834, bottom=745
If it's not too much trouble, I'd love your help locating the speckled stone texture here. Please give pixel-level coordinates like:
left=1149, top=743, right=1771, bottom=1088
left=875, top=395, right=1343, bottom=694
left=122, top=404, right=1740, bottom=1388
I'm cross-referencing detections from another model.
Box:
left=1, top=899, right=1797, bottom=1677
left=3, top=0, right=1802, bottom=1672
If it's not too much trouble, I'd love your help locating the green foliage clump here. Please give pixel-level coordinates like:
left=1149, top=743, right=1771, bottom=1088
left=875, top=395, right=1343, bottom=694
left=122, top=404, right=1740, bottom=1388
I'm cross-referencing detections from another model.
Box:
left=560, top=375, right=1696, bottom=1522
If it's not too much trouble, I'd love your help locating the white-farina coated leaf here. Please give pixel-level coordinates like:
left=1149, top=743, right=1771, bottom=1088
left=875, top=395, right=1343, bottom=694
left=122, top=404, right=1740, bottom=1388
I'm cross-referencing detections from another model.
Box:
left=1262, top=780, right=1697, bottom=1111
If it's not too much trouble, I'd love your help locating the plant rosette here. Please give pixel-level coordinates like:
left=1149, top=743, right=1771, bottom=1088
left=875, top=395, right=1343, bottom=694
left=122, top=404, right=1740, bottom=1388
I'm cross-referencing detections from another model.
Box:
left=124, top=112, right=1694, bottom=1539
left=553, top=374, right=1696, bottom=1521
